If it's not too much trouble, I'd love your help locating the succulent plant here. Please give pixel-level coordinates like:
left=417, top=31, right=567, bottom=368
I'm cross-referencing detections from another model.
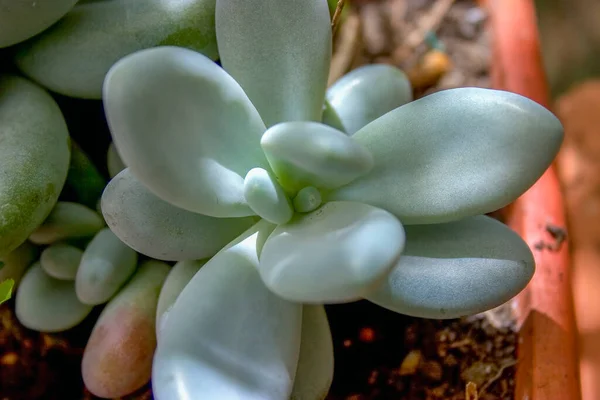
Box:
left=14, top=0, right=219, bottom=99
left=95, top=0, right=563, bottom=398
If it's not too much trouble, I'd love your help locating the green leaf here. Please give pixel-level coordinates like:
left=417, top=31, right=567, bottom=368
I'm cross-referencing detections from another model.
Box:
left=216, top=0, right=332, bottom=127
left=259, top=201, right=405, bottom=303
left=0, top=75, right=71, bottom=257
left=328, top=88, right=564, bottom=224
left=366, top=215, right=535, bottom=319
left=101, top=169, right=255, bottom=261
left=103, top=46, right=269, bottom=217
left=0, top=279, right=14, bottom=305
left=0, top=0, right=77, bottom=48
left=153, top=222, right=302, bottom=399
left=261, top=121, right=374, bottom=192
left=325, top=64, right=413, bottom=135
left=14, top=0, right=218, bottom=99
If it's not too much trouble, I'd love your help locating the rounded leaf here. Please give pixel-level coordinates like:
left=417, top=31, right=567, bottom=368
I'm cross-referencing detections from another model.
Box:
left=82, top=260, right=170, bottom=398
left=29, top=201, right=105, bottom=245
left=15, top=263, right=93, bottom=332
left=259, top=201, right=405, bottom=303
left=290, top=305, right=334, bottom=400
left=328, top=88, right=564, bottom=224
left=76, top=228, right=138, bottom=305
left=40, top=243, right=82, bottom=280
left=0, top=0, right=77, bottom=48
left=326, top=64, right=413, bottom=135
left=216, top=0, right=332, bottom=127
left=244, top=168, right=293, bottom=224
left=261, top=121, right=374, bottom=192
left=0, top=75, right=70, bottom=257
left=14, top=0, right=218, bottom=99
left=153, top=223, right=302, bottom=400
left=366, top=215, right=535, bottom=318
left=101, top=169, right=255, bottom=261
left=155, top=259, right=205, bottom=337
left=104, top=46, right=269, bottom=217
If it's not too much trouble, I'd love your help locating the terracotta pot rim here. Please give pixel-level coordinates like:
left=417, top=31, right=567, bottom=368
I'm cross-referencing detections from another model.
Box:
left=482, top=0, right=581, bottom=399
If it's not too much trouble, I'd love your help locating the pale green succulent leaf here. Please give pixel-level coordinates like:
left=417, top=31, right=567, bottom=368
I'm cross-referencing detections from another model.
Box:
left=261, top=121, right=374, bottom=192
left=259, top=201, right=405, bottom=303
left=0, top=76, right=70, bottom=257
left=290, top=305, right=334, bottom=400
left=29, top=201, right=105, bottom=245
left=0, top=0, right=78, bottom=48
left=101, top=169, right=255, bottom=261
left=244, top=168, right=293, bottom=225
left=216, top=0, right=332, bottom=127
left=326, top=64, right=413, bottom=135
left=366, top=215, right=535, bottom=319
left=40, top=243, right=83, bottom=281
left=153, top=222, right=302, bottom=400
left=156, top=259, right=206, bottom=338
left=75, top=228, right=138, bottom=305
left=15, top=0, right=218, bottom=99
left=15, top=263, right=93, bottom=332
left=104, top=46, right=270, bottom=217
left=328, top=88, right=564, bottom=224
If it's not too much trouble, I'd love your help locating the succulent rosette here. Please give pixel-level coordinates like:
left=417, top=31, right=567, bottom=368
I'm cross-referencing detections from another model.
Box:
left=99, top=0, right=563, bottom=398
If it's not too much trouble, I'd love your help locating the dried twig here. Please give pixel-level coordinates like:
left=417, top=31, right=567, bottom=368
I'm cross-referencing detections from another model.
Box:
left=331, top=0, right=346, bottom=34
left=478, top=359, right=518, bottom=396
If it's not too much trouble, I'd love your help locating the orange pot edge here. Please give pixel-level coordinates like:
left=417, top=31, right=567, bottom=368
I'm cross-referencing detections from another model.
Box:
left=481, top=0, right=581, bottom=399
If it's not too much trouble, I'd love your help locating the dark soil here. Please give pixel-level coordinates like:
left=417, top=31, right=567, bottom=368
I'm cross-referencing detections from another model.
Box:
left=0, top=1, right=517, bottom=399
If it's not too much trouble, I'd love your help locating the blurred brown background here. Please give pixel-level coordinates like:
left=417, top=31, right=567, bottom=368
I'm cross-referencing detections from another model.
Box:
left=536, top=0, right=600, bottom=98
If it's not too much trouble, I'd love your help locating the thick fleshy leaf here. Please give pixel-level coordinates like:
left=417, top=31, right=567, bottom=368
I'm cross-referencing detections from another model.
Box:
left=29, top=202, right=105, bottom=245
left=104, top=46, right=269, bottom=217
left=321, top=100, right=345, bottom=132
left=0, top=241, right=39, bottom=288
left=101, top=169, right=255, bottom=261
left=261, top=122, right=374, bottom=192
left=40, top=243, right=83, bottom=281
left=216, top=0, right=332, bottom=127
left=155, top=259, right=206, bottom=337
left=15, top=263, right=93, bottom=332
left=153, top=222, right=302, bottom=400
left=82, top=260, right=170, bottom=398
left=107, top=142, right=126, bottom=178
left=326, top=64, right=413, bottom=135
left=0, top=75, right=70, bottom=257
left=290, top=305, right=334, bottom=400
left=14, top=0, right=218, bottom=98
left=75, top=228, right=138, bottom=305
left=244, top=168, right=293, bottom=224
left=328, top=88, right=564, bottom=224
left=259, top=201, right=405, bottom=303
left=66, top=143, right=107, bottom=209
left=366, top=215, right=535, bottom=319
left=0, top=0, right=77, bottom=48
